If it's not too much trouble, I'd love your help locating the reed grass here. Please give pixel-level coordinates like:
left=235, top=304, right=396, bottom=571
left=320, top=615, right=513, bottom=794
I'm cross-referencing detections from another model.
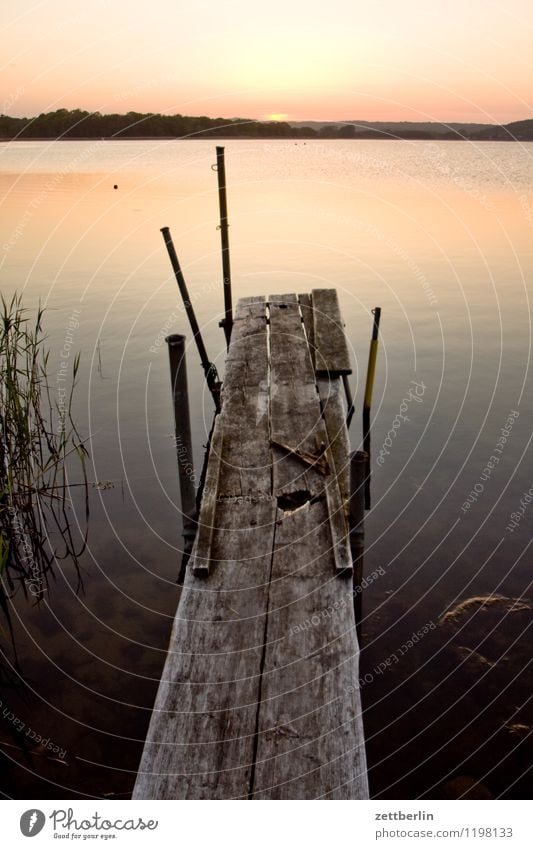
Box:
left=0, top=294, right=89, bottom=642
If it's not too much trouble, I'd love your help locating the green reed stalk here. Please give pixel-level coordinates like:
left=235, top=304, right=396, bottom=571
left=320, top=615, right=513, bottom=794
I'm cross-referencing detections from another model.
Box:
left=0, top=294, right=89, bottom=629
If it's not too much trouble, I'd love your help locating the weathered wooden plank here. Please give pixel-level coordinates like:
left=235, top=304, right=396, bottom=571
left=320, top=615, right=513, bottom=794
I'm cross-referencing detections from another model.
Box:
left=268, top=294, right=325, bottom=498
left=217, top=296, right=271, bottom=499
left=317, top=376, right=351, bottom=512
left=232, top=295, right=267, bottom=321
left=298, top=292, right=315, bottom=369
left=224, top=295, right=266, bottom=377
left=325, top=475, right=352, bottom=575
left=133, top=498, right=277, bottom=800
left=191, top=416, right=223, bottom=577
left=269, top=294, right=351, bottom=574
left=251, top=499, right=368, bottom=799
left=317, top=379, right=352, bottom=576
left=312, top=288, right=352, bottom=376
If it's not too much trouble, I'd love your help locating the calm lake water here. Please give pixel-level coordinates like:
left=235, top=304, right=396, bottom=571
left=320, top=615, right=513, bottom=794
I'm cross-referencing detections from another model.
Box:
left=1, top=139, right=532, bottom=799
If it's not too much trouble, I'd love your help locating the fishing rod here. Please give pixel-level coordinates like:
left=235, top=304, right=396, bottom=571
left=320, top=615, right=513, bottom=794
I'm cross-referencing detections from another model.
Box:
left=213, top=146, right=233, bottom=349
left=160, top=226, right=221, bottom=411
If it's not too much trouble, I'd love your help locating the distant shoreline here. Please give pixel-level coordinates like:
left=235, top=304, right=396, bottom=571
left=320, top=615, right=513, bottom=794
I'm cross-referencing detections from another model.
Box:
left=1, top=109, right=532, bottom=141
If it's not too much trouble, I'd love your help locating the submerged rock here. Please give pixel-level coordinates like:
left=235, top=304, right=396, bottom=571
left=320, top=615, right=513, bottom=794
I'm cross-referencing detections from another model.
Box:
left=441, top=595, right=532, bottom=625
left=440, top=775, right=494, bottom=799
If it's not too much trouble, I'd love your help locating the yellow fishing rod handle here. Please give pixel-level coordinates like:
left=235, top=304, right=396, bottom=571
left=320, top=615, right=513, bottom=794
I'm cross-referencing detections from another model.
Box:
left=363, top=338, right=379, bottom=409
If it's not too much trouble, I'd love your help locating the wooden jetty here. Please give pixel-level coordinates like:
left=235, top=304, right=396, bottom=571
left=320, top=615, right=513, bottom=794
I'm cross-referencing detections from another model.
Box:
left=133, top=289, right=369, bottom=800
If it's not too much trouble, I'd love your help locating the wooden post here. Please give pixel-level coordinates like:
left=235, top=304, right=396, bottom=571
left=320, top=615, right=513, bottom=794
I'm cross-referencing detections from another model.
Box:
left=165, top=334, right=197, bottom=563
left=215, top=146, right=233, bottom=349
left=363, top=307, right=381, bottom=509
left=349, top=450, right=367, bottom=642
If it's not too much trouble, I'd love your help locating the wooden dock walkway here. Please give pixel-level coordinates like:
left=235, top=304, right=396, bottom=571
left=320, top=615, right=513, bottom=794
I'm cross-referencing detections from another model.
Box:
left=133, top=290, right=369, bottom=800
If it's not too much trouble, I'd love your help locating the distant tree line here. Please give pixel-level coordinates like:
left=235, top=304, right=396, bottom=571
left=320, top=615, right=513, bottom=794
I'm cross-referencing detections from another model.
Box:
left=0, top=110, right=315, bottom=139
left=0, top=109, right=531, bottom=141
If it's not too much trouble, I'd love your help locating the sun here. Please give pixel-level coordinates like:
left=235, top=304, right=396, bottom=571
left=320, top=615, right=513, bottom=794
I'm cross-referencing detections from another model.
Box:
left=265, top=113, right=289, bottom=122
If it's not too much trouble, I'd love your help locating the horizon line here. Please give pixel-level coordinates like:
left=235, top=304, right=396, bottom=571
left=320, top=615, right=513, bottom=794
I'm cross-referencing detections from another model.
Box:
left=2, top=108, right=533, bottom=127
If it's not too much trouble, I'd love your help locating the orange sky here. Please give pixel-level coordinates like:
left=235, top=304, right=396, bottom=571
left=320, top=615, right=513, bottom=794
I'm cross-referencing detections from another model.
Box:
left=2, top=0, right=532, bottom=123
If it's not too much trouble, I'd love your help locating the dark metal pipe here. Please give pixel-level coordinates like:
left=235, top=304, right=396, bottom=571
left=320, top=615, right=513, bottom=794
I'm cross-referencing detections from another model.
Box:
left=160, top=226, right=220, bottom=411
left=215, top=146, right=233, bottom=348
left=165, top=334, right=197, bottom=567
left=363, top=307, right=381, bottom=509
left=349, top=450, right=367, bottom=644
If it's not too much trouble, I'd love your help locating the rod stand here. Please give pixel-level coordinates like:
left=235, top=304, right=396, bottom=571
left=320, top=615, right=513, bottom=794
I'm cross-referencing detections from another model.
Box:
left=343, top=374, right=355, bottom=427
left=165, top=334, right=197, bottom=570
left=362, top=307, right=382, bottom=509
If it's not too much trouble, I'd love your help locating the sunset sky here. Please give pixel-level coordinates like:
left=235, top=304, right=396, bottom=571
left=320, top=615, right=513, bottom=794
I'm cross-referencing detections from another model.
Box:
left=2, top=0, right=532, bottom=123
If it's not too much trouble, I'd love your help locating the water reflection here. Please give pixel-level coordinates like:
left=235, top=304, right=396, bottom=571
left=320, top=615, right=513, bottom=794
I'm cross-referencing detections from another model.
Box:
left=0, top=139, right=531, bottom=798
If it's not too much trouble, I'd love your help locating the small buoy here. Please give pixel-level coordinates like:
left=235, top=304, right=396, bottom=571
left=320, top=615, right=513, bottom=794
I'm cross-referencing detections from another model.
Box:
left=113, top=184, right=118, bottom=190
